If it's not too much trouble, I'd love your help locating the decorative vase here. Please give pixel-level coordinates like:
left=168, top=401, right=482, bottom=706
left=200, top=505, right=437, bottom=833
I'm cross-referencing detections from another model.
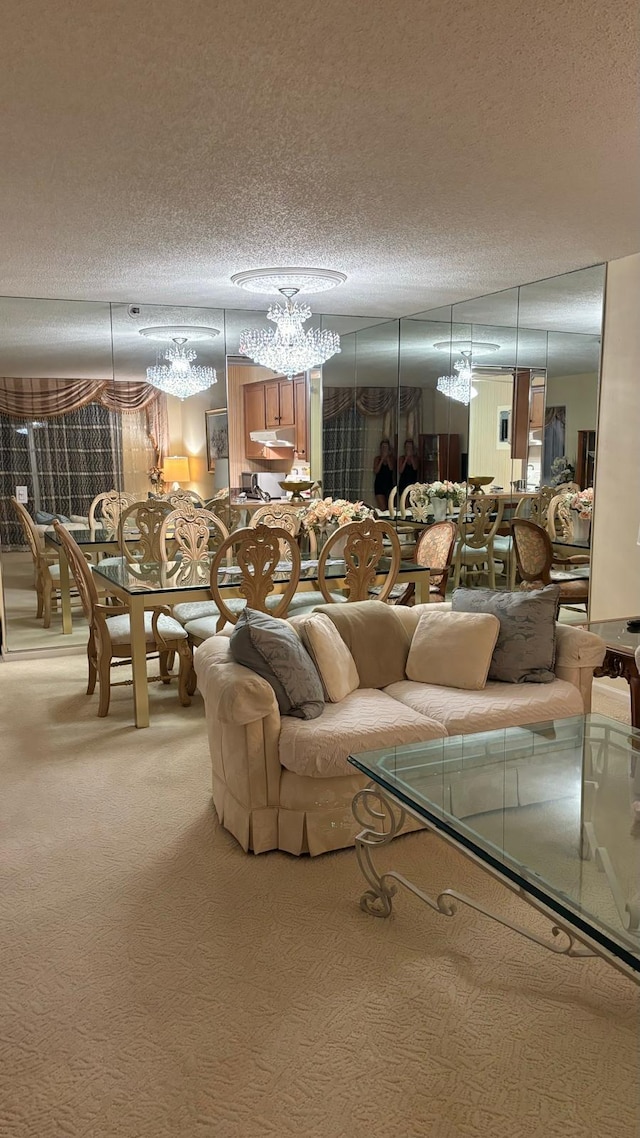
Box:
left=431, top=498, right=447, bottom=522
left=571, top=510, right=591, bottom=544
left=330, top=527, right=348, bottom=559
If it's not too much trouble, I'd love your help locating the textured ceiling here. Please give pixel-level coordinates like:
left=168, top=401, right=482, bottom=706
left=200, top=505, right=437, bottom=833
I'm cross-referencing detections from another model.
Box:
left=0, top=0, right=638, bottom=316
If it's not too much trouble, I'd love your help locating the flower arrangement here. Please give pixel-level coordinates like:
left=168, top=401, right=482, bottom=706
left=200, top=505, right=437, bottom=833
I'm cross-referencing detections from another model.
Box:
left=550, top=456, right=576, bottom=487
left=563, top=487, right=593, bottom=519
left=410, top=481, right=466, bottom=506
left=148, top=464, right=165, bottom=491
left=301, top=497, right=373, bottom=530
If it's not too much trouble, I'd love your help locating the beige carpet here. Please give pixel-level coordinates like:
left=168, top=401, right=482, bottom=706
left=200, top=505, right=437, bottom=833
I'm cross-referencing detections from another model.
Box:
left=0, top=655, right=638, bottom=1138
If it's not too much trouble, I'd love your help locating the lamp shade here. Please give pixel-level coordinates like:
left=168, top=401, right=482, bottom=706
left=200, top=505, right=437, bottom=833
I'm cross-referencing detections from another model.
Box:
left=162, top=455, right=190, bottom=484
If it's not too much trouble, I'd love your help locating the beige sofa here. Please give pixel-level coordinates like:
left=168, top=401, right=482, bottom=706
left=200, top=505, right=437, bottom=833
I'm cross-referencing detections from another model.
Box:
left=195, top=601, right=606, bottom=856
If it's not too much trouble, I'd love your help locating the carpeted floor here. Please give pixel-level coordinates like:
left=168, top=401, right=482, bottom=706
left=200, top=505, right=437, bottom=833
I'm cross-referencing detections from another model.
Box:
left=0, top=655, right=638, bottom=1138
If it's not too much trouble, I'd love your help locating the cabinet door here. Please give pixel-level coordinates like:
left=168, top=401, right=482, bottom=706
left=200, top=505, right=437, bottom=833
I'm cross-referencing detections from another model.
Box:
left=294, top=378, right=308, bottom=458
left=244, top=383, right=266, bottom=458
left=278, top=379, right=295, bottom=427
left=264, top=381, right=281, bottom=428
left=529, top=388, right=544, bottom=430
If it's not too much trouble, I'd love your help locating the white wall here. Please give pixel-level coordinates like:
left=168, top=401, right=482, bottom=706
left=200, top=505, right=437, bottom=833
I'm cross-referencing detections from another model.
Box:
left=590, top=254, right=640, bottom=620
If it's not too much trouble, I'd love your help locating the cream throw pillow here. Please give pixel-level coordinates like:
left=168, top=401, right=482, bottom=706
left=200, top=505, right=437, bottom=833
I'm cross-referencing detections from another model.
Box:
left=303, top=613, right=360, bottom=702
left=406, top=609, right=500, bottom=690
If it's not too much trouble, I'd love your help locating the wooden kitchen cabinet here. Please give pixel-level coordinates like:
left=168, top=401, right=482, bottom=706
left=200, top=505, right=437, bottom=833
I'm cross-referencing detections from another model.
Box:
left=294, top=377, right=308, bottom=458
left=529, top=388, right=544, bottom=430
left=243, top=383, right=267, bottom=458
left=264, top=379, right=295, bottom=428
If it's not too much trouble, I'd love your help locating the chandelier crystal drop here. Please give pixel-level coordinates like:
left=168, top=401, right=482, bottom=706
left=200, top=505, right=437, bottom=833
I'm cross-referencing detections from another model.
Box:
left=436, top=355, right=478, bottom=405
left=238, top=290, right=341, bottom=380
left=146, top=338, right=217, bottom=400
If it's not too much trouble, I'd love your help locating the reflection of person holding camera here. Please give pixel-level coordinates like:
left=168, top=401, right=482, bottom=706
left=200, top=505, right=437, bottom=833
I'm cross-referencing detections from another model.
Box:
left=398, top=438, right=419, bottom=496
left=373, top=438, right=395, bottom=510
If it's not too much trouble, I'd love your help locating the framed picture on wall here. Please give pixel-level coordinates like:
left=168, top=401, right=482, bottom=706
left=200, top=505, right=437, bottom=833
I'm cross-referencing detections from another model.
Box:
left=205, top=409, right=229, bottom=470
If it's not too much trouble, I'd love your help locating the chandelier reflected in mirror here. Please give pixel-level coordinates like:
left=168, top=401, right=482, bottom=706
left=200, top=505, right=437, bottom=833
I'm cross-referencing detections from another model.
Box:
left=437, top=353, right=478, bottom=405
left=232, top=268, right=345, bottom=380
left=140, top=326, right=218, bottom=400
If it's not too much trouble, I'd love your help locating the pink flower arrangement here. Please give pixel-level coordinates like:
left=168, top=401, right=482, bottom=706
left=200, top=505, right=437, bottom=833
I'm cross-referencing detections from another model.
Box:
left=302, top=497, right=372, bottom=530
left=564, top=487, right=593, bottom=519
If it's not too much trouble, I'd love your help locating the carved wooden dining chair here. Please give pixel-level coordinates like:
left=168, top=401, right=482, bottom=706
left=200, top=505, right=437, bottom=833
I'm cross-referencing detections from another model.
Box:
left=453, top=495, right=504, bottom=589
left=117, top=499, right=174, bottom=565
left=52, top=520, right=193, bottom=715
left=511, top=518, right=589, bottom=608
left=162, top=488, right=205, bottom=508
left=159, top=503, right=229, bottom=564
left=87, top=490, right=136, bottom=535
left=391, top=520, right=457, bottom=605
left=249, top=502, right=317, bottom=556
left=318, top=517, right=401, bottom=603
left=204, top=524, right=302, bottom=634
left=546, top=493, right=576, bottom=542
left=10, top=496, right=64, bottom=628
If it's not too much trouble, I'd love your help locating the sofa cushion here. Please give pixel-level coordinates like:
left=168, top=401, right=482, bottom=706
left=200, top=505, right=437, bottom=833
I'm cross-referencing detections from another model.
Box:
left=451, top=586, right=560, bottom=683
left=301, top=613, right=360, bottom=702
left=278, top=688, right=446, bottom=778
left=406, top=609, right=500, bottom=690
left=229, top=608, right=324, bottom=720
left=313, top=600, right=412, bottom=689
left=384, top=677, right=583, bottom=735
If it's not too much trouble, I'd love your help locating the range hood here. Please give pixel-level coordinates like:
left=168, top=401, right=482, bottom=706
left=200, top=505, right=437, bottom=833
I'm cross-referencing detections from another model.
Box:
left=249, top=426, right=296, bottom=447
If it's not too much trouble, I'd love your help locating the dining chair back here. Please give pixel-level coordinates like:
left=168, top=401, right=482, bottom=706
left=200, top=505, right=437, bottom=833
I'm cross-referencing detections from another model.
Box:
left=249, top=502, right=317, bottom=556
left=117, top=499, right=174, bottom=564
left=399, top=485, right=413, bottom=518
left=10, top=495, right=62, bottom=627
left=387, top=486, right=398, bottom=517
left=88, top=490, right=136, bottom=534
left=208, top=524, right=302, bottom=630
left=391, top=520, right=456, bottom=605
left=162, top=488, right=205, bottom=508
left=159, top=504, right=229, bottom=563
left=203, top=490, right=243, bottom=533
left=52, top=520, right=193, bottom=715
left=511, top=518, right=589, bottom=607
left=319, top=518, right=401, bottom=603
left=527, top=485, right=556, bottom=527
left=547, top=493, right=575, bottom=542
left=453, top=495, right=504, bottom=589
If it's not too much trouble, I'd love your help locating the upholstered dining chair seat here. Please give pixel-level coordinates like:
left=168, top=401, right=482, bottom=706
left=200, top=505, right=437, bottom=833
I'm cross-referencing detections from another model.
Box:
left=105, top=611, right=188, bottom=647
left=48, top=562, right=61, bottom=581
left=458, top=543, right=491, bottom=559
left=173, top=600, right=220, bottom=624
left=492, top=535, right=512, bottom=553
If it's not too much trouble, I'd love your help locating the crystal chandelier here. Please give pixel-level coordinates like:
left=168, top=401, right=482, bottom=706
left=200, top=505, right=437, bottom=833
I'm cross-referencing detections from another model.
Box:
left=146, top=338, right=216, bottom=400
left=437, top=354, right=478, bottom=405
left=238, top=289, right=340, bottom=380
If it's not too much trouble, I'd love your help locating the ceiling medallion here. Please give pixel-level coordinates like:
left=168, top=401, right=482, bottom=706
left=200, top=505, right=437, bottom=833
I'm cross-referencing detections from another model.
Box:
left=231, top=267, right=346, bottom=296
left=233, top=268, right=345, bottom=379
left=144, top=335, right=217, bottom=400
left=139, top=325, right=221, bottom=342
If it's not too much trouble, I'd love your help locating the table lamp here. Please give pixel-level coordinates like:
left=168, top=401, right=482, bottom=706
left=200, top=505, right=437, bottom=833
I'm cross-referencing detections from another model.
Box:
left=162, top=455, right=190, bottom=490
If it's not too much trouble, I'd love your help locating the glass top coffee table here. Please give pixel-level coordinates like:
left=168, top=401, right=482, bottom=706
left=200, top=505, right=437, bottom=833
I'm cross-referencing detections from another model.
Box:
left=349, top=714, right=640, bottom=984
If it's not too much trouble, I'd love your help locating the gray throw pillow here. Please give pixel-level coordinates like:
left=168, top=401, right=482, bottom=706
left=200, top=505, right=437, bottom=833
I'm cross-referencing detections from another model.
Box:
left=229, top=608, right=324, bottom=719
left=451, top=586, right=560, bottom=683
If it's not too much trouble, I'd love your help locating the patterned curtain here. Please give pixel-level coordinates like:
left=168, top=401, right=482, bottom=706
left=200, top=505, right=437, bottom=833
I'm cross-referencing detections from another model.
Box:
left=0, top=403, right=123, bottom=549
left=322, top=405, right=368, bottom=502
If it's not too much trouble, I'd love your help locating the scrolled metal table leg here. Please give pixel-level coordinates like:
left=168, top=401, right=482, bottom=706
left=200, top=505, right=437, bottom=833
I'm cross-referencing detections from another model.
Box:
left=352, top=785, right=406, bottom=917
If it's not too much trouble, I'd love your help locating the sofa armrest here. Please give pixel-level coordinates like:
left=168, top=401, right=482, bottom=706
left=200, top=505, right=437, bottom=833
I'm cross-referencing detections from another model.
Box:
left=554, top=624, right=606, bottom=713
left=195, top=638, right=278, bottom=725
left=555, top=624, right=606, bottom=670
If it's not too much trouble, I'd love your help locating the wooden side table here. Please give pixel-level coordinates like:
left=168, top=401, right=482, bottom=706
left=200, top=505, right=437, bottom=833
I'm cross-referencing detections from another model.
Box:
left=587, top=619, right=640, bottom=729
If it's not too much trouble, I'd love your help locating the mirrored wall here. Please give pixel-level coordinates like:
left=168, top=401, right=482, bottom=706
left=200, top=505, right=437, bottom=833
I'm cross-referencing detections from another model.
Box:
left=0, top=263, right=604, bottom=653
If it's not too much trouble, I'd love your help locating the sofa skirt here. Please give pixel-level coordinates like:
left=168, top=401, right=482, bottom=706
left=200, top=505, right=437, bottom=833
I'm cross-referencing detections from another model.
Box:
left=212, top=769, right=424, bottom=856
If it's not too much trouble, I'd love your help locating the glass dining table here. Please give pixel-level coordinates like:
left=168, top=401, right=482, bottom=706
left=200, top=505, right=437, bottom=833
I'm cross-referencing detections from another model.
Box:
left=86, top=553, right=432, bottom=728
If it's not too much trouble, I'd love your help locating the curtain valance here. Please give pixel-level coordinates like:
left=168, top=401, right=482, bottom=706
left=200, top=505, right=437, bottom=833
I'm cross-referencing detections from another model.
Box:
left=0, top=378, right=169, bottom=459
left=323, top=386, right=423, bottom=421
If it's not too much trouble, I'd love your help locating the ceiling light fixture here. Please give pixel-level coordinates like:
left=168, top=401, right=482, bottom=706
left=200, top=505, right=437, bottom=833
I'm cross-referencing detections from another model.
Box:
left=434, top=340, right=500, bottom=353
left=231, top=267, right=347, bottom=295
left=437, top=352, right=478, bottom=405
left=238, top=289, right=341, bottom=380
left=146, top=337, right=217, bottom=400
